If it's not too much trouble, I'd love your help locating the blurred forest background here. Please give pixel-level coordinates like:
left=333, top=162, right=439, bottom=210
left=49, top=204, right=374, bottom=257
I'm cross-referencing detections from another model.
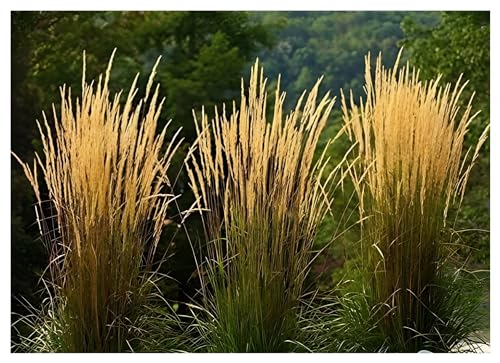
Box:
left=11, top=11, right=489, bottom=334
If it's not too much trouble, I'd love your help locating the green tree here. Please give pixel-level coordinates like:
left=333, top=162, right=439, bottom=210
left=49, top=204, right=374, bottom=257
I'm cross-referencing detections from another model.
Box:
left=254, top=11, right=441, bottom=106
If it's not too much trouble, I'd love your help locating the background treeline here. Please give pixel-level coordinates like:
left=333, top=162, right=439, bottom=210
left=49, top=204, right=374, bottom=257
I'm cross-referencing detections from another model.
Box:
left=11, top=11, right=489, bottom=338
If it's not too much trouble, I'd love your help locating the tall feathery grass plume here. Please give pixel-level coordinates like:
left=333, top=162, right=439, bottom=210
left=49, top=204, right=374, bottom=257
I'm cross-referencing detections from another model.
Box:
left=340, top=49, right=490, bottom=352
left=12, top=50, right=184, bottom=352
left=185, top=59, right=349, bottom=352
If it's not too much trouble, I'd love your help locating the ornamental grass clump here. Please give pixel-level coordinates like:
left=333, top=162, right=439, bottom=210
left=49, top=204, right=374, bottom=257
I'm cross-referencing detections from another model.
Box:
left=341, top=50, right=489, bottom=352
left=186, top=60, right=345, bottom=352
left=12, top=50, right=183, bottom=352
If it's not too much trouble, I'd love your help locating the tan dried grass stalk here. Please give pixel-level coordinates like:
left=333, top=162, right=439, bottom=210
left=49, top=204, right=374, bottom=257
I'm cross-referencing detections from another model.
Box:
left=12, top=50, right=183, bottom=352
left=342, top=49, right=489, bottom=350
left=186, top=60, right=346, bottom=351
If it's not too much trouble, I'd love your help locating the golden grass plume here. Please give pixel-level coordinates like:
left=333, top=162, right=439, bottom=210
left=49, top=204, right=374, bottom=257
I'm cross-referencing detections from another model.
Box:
left=12, top=50, right=183, bottom=352
left=185, top=59, right=348, bottom=351
left=341, top=49, right=489, bottom=351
